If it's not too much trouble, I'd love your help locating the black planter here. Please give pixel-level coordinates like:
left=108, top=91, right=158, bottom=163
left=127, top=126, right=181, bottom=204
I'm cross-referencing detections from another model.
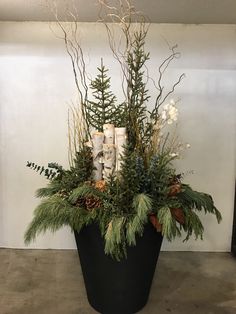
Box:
left=74, top=223, right=163, bottom=314
left=231, top=181, right=236, bottom=257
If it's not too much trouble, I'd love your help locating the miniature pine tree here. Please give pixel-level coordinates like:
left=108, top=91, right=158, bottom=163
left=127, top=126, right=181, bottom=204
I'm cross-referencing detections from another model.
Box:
left=87, top=59, right=117, bottom=131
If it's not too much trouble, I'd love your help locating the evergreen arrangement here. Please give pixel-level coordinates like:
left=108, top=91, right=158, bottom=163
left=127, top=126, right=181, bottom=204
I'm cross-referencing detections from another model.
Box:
left=25, top=1, right=221, bottom=260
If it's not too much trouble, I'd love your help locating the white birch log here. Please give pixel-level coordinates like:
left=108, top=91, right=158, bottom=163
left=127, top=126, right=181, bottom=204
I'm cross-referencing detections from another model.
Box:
left=103, top=143, right=116, bottom=181
left=115, top=127, right=127, bottom=172
left=92, top=131, right=104, bottom=181
left=103, top=124, right=115, bottom=144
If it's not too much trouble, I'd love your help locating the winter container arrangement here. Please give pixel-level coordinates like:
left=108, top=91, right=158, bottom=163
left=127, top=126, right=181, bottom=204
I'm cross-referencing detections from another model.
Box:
left=25, top=1, right=222, bottom=313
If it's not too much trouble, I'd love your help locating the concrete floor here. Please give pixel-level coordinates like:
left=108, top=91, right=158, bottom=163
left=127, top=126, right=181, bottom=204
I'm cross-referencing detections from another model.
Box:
left=0, top=250, right=235, bottom=314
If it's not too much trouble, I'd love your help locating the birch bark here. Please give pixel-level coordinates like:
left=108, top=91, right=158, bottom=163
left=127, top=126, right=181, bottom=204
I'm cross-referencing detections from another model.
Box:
left=115, top=127, right=127, bottom=172
left=103, top=143, right=116, bottom=181
left=92, top=131, right=104, bottom=181
left=103, top=124, right=115, bottom=144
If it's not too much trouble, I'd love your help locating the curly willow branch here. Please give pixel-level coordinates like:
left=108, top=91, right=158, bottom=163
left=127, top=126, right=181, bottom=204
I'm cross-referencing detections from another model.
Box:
left=97, top=0, right=150, bottom=101
left=46, top=0, right=90, bottom=137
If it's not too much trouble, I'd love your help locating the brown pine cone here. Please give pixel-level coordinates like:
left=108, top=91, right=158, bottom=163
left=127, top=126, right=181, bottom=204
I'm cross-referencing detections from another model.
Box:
left=171, top=208, right=185, bottom=225
left=149, top=214, right=162, bottom=232
left=85, top=197, right=102, bottom=211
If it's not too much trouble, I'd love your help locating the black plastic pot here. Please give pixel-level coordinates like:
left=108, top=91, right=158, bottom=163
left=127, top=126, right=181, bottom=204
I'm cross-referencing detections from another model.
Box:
left=74, top=223, right=163, bottom=314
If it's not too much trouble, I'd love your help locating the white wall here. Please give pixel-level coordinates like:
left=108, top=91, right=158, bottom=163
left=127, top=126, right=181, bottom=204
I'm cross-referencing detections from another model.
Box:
left=0, top=22, right=235, bottom=251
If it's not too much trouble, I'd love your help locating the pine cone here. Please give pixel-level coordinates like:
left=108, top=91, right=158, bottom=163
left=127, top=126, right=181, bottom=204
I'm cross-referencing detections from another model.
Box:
left=171, top=208, right=185, bottom=225
left=149, top=214, right=162, bottom=232
left=85, top=197, right=102, bottom=211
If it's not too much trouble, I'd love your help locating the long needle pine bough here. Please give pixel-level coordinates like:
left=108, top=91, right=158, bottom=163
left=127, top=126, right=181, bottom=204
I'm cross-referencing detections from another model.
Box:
left=25, top=0, right=221, bottom=260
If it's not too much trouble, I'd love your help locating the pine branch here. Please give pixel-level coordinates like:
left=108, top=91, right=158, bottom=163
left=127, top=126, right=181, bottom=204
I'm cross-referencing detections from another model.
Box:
left=24, top=195, right=94, bottom=245
left=69, top=206, right=93, bottom=231
left=157, top=206, right=181, bottom=240
left=24, top=195, right=72, bottom=244
left=35, top=182, right=63, bottom=198
left=104, top=217, right=125, bottom=260
left=133, top=193, right=152, bottom=223
left=126, top=30, right=150, bottom=153
left=126, top=216, right=144, bottom=246
left=68, top=184, right=105, bottom=204
left=126, top=193, right=152, bottom=246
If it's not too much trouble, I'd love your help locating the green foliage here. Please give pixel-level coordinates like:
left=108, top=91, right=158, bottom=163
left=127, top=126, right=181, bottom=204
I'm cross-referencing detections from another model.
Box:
left=104, top=217, right=126, bottom=260
left=68, top=184, right=105, bottom=204
left=116, top=148, right=152, bottom=213
left=53, top=146, right=93, bottom=193
left=24, top=195, right=72, bottom=244
left=24, top=194, right=94, bottom=245
left=178, top=184, right=222, bottom=223
left=157, top=207, right=181, bottom=241
left=25, top=146, right=95, bottom=245
left=26, top=161, right=63, bottom=180
left=62, top=146, right=94, bottom=190
left=87, top=60, right=124, bottom=131
left=69, top=207, right=93, bottom=231
left=126, top=193, right=152, bottom=246
left=182, top=208, right=204, bottom=241
left=125, top=30, right=150, bottom=154
left=36, top=182, right=63, bottom=198
left=25, top=143, right=222, bottom=260
left=133, top=193, right=152, bottom=224
left=118, top=148, right=142, bottom=211
left=148, top=154, right=175, bottom=200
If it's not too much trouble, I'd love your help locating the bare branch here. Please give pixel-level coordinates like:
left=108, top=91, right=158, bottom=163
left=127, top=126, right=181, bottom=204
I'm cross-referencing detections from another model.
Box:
left=150, top=45, right=185, bottom=121
left=159, top=73, right=185, bottom=106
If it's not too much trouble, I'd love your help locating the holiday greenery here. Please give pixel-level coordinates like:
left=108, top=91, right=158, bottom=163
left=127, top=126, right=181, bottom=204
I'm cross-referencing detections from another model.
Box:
left=25, top=1, right=222, bottom=260
left=87, top=60, right=124, bottom=131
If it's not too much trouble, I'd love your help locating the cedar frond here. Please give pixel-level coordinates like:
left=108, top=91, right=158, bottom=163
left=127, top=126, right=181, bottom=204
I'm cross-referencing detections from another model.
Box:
left=182, top=208, right=204, bottom=241
left=178, top=185, right=222, bottom=223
